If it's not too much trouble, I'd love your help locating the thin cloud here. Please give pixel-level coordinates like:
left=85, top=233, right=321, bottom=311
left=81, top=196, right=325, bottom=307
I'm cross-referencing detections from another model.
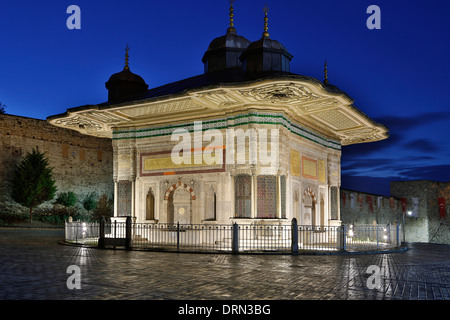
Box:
left=403, top=138, right=439, bottom=153
left=374, top=111, right=450, bottom=131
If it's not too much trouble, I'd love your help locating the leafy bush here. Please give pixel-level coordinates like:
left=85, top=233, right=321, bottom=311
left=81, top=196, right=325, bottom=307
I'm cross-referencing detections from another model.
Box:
left=91, top=194, right=113, bottom=222
left=55, top=191, right=77, bottom=207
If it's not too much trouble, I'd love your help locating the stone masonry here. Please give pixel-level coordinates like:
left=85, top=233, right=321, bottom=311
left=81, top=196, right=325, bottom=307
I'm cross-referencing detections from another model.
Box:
left=340, top=181, right=450, bottom=245
left=0, top=114, right=113, bottom=215
left=340, top=188, right=403, bottom=227
left=391, top=180, right=450, bottom=244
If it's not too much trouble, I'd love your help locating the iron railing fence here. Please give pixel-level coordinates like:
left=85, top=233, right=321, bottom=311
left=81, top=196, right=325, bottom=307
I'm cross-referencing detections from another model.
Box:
left=64, top=220, right=402, bottom=253
left=65, top=221, right=100, bottom=245
left=132, top=223, right=234, bottom=252
left=298, top=225, right=342, bottom=251
left=345, top=224, right=400, bottom=251
left=238, top=224, right=292, bottom=252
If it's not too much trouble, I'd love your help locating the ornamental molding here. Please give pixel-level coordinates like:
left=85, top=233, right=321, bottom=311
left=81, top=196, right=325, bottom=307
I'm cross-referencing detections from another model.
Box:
left=191, top=90, right=241, bottom=108
left=237, top=83, right=321, bottom=104
left=54, top=115, right=103, bottom=131
left=161, top=178, right=198, bottom=201
left=117, top=98, right=203, bottom=118
left=48, top=79, right=388, bottom=146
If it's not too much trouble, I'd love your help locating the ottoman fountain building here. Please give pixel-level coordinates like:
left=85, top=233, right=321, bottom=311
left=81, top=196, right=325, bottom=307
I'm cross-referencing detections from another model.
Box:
left=48, top=3, right=388, bottom=230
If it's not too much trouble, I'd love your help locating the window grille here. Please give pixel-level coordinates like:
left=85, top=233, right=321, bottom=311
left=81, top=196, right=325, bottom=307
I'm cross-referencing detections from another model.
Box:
left=235, top=175, right=251, bottom=218
left=257, top=175, right=277, bottom=218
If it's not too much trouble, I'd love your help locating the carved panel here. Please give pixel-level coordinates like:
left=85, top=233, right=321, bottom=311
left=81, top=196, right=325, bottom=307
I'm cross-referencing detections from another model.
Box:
left=312, top=110, right=359, bottom=130
left=302, top=156, right=317, bottom=180
left=290, top=150, right=301, bottom=177
left=119, top=99, right=202, bottom=118
left=54, top=116, right=103, bottom=131
left=117, top=180, right=132, bottom=217
left=238, top=83, right=321, bottom=104
left=194, top=90, right=241, bottom=107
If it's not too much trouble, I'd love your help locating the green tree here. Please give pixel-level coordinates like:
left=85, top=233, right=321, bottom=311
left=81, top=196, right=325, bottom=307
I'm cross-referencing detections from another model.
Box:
left=82, top=192, right=97, bottom=215
left=11, top=148, right=57, bottom=222
left=0, top=102, right=6, bottom=114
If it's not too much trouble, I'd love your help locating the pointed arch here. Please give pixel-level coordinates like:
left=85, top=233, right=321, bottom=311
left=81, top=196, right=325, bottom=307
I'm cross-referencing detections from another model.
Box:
left=146, top=188, right=155, bottom=220
left=164, top=181, right=196, bottom=201
left=303, top=186, right=316, bottom=204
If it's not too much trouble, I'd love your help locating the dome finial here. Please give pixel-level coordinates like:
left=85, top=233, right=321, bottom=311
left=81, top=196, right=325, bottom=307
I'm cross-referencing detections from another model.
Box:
left=324, top=60, right=329, bottom=85
left=227, top=0, right=236, bottom=33
left=124, top=44, right=130, bottom=70
left=262, top=4, right=269, bottom=38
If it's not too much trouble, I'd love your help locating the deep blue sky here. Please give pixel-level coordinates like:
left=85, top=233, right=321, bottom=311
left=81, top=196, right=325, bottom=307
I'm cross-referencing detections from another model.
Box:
left=1, top=0, right=449, bottom=196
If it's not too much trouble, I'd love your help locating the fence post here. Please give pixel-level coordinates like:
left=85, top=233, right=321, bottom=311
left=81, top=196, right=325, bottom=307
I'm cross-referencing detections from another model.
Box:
left=291, top=218, right=298, bottom=254
left=396, top=223, right=400, bottom=247
left=177, top=221, right=180, bottom=252
left=98, top=216, right=105, bottom=249
left=232, top=222, right=239, bottom=253
left=376, top=225, right=379, bottom=250
left=338, top=224, right=346, bottom=251
left=125, top=216, right=131, bottom=250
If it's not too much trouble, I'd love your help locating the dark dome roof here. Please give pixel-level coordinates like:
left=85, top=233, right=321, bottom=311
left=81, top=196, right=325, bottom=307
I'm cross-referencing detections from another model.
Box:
left=204, top=32, right=250, bottom=53
left=106, top=67, right=147, bottom=85
left=202, top=30, right=251, bottom=73
left=105, top=67, right=148, bottom=103
left=240, top=35, right=293, bottom=74
left=202, top=30, right=251, bottom=63
left=244, top=37, right=293, bottom=59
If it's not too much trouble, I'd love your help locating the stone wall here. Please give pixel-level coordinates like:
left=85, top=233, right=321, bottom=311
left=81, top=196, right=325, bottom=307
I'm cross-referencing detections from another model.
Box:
left=340, top=181, right=450, bottom=245
left=391, top=180, right=450, bottom=244
left=0, top=114, right=114, bottom=215
left=340, top=188, right=403, bottom=226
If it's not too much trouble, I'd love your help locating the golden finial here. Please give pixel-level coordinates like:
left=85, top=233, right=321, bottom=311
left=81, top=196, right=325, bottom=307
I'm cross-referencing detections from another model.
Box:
left=124, top=44, right=130, bottom=70
left=227, top=0, right=236, bottom=33
left=262, top=4, right=269, bottom=38
left=324, top=60, right=329, bottom=85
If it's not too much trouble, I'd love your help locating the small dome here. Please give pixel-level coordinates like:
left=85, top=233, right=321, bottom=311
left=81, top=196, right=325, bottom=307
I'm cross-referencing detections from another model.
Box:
left=203, top=31, right=251, bottom=54
left=245, top=36, right=289, bottom=52
left=202, top=30, right=251, bottom=73
left=240, top=36, right=293, bottom=74
left=107, top=68, right=147, bottom=85
left=239, top=5, right=293, bottom=74
left=105, top=67, right=148, bottom=103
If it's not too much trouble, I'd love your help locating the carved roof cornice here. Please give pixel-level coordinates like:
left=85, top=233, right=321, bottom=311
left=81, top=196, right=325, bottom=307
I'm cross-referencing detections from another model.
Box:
left=47, top=75, right=388, bottom=146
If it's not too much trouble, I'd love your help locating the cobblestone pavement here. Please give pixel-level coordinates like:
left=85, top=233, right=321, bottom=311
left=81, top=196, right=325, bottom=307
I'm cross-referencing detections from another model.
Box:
left=0, top=228, right=449, bottom=301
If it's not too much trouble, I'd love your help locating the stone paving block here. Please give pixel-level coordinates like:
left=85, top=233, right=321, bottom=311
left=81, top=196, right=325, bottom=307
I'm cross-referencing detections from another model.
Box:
left=0, top=229, right=449, bottom=301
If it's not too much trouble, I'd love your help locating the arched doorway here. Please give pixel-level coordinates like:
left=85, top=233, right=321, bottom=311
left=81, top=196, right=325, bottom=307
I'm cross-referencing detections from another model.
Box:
left=164, top=181, right=196, bottom=224
left=303, top=186, right=316, bottom=226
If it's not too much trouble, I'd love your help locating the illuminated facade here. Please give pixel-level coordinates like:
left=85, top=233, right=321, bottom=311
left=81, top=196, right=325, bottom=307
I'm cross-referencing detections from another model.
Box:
left=48, top=3, right=388, bottom=229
